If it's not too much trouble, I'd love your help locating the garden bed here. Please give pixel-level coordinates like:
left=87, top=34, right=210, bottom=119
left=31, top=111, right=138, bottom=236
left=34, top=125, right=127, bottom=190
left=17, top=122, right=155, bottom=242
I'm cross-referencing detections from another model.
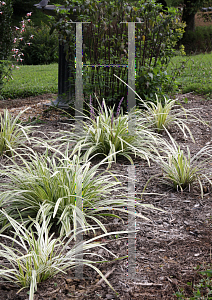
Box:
left=0, top=92, right=211, bottom=299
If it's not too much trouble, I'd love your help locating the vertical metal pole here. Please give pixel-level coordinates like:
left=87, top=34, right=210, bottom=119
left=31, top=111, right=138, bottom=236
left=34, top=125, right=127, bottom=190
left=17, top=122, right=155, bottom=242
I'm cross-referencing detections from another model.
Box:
left=75, top=22, right=83, bottom=134
left=75, top=22, right=83, bottom=279
left=127, top=164, right=136, bottom=279
left=128, top=22, right=136, bottom=130
left=75, top=170, right=83, bottom=279
left=127, top=22, right=136, bottom=279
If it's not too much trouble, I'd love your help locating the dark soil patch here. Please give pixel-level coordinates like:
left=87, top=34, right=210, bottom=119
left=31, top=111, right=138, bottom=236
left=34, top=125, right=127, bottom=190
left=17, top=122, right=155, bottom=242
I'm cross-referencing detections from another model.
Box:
left=0, top=92, right=211, bottom=300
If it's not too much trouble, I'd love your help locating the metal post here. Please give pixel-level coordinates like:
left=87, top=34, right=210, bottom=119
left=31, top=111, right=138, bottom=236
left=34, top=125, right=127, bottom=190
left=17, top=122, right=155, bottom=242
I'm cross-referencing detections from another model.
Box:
left=75, top=22, right=83, bottom=131
left=127, top=22, right=136, bottom=279
left=36, top=5, right=77, bottom=109
left=49, top=41, right=75, bottom=108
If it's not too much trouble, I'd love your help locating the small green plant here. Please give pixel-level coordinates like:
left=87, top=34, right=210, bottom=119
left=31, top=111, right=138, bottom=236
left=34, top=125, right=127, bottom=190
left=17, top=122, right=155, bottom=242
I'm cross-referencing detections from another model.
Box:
left=137, top=94, right=196, bottom=139
left=0, top=210, right=122, bottom=300
left=22, top=115, right=46, bottom=125
left=114, top=74, right=207, bottom=141
left=155, top=131, right=212, bottom=197
left=175, top=266, right=212, bottom=299
left=0, top=108, right=35, bottom=156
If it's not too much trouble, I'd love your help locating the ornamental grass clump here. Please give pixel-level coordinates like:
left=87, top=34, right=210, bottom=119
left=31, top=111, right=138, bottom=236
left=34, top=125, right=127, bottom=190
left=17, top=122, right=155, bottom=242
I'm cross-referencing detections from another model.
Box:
left=0, top=108, right=34, bottom=156
left=50, top=95, right=159, bottom=165
left=0, top=144, right=152, bottom=236
left=137, top=95, right=194, bottom=138
left=0, top=210, right=120, bottom=300
left=114, top=74, right=207, bottom=141
left=155, top=131, right=212, bottom=198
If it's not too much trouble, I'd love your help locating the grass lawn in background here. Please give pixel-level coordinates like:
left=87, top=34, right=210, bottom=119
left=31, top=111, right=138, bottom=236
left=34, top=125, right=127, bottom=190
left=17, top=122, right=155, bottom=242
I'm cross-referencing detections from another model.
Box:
left=1, top=52, right=212, bottom=100
left=0, top=64, right=58, bottom=100
left=168, top=52, right=212, bottom=97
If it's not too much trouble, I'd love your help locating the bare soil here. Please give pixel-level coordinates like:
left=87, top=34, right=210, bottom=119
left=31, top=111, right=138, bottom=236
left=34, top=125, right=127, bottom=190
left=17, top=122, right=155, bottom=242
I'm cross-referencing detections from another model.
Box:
left=195, top=11, right=212, bottom=27
left=0, top=92, right=211, bottom=300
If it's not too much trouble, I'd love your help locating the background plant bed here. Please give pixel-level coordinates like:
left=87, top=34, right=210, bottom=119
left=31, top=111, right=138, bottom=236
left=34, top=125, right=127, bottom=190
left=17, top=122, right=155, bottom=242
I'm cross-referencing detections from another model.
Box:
left=0, top=93, right=211, bottom=300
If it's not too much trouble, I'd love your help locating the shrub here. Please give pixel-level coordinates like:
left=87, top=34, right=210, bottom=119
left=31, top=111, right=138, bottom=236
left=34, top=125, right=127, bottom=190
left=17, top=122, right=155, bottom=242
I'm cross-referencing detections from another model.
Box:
left=0, top=60, right=12, bottom=94
left=135, top=64, right=178, bottom=102
left=182, top=25, right=212, bottom=54
left=54, top=0, right=185, bottom=108
left=0, top=0, right=13, bottom=89
left=0, top=0, right=13, bottom=60
left=17, top=21, right=59, bottom=65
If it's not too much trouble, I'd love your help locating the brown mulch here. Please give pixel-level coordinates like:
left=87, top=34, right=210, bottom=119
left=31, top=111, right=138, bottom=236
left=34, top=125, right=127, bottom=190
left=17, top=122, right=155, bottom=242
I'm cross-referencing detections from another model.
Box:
left=0, top=92, right=211, bottom=300
left=0, top=93, right=71, bottom=123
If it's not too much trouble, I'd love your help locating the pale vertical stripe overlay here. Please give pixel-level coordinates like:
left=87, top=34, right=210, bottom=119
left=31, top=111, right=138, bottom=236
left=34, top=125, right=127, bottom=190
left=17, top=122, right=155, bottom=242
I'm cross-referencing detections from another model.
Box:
left=127, top=22, right=136, bottom=279
left=75, top=22, right=83, bottom=279
left=75, top=22, right=83, bottom=135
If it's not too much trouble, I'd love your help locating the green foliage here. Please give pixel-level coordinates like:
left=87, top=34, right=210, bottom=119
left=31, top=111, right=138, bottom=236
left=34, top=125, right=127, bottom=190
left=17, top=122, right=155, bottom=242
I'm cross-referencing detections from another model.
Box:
left=54, top=0, right=185, bottom=108
left=136, top=95, right=196, bottom=139
left=175, top=265, right=212, bottom=299
left=0, top=210, right=120, bottom=299
left=165, top=0, right=183, bottom=6
left=135, top=4, right=186, bottom=101
left=156, top=131, right=212, bottom=198
left=0, top=143, right=152, bottom=236
left=182, top=26, right=212, bottom=54
left=0, top=108, right=34, bottom=157
left=0, top=60, right=12, bottom=93
left=17, top=21, right=59, bottom=65
left=0, top=0, right=13, bottom=60
left=0, top=0, right=13, bottom=90
left=51, top=95, right=159, bottom=165
left=136, top=65, right=178, bottom=102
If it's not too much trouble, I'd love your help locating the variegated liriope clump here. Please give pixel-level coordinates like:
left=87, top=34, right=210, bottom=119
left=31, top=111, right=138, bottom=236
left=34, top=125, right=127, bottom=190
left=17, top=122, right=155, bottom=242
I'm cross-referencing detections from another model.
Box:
left=115, top=74, right=206, bottom=141
left=0, top=108, right=35, bottom=156
left=49, top=94, right=159, bottom=166
left=155, top=131, right=212, bottom=198
left=0, top=144, right=154, bottom=237
left=0, top=210, right=125, bottom=300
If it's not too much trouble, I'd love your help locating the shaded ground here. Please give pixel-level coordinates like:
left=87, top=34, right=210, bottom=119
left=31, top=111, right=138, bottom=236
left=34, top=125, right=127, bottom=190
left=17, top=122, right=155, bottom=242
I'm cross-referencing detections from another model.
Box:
left=0, top=92, right=211, bottom=300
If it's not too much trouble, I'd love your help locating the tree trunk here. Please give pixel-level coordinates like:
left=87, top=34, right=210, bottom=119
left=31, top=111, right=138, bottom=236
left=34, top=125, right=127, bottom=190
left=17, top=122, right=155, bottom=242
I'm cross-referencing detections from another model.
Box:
left=182, top=0, right=196, bottom=34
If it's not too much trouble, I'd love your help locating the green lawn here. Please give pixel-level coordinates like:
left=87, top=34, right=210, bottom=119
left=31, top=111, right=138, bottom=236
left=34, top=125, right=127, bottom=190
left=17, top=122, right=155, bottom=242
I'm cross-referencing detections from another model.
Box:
left=1, top=52, right=212, bottom=100
left=0, top=64, right=58, bottom=99
left=167, top=52, right=212, bottom=96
